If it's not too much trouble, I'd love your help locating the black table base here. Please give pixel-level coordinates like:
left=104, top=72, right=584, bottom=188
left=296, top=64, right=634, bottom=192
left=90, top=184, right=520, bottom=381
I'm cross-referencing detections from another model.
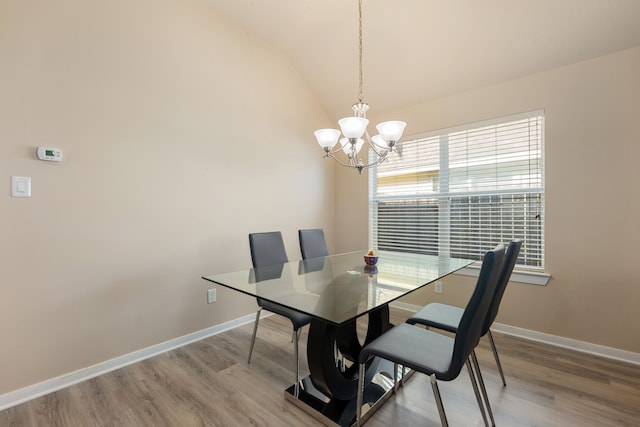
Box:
left=285, top=359, right=407, bottom=427
left=284, top=305, right=406, bottom=426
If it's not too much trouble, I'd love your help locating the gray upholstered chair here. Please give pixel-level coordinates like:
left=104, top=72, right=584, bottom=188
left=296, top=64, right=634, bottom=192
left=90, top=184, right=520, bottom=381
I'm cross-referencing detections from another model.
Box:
left=356, top=245, right=505, bottom=427
left=298, top=228, right=329, bottom=260
left=248, top=232, right=312, bottom=393
left=407, top=239, right=522, bottom=387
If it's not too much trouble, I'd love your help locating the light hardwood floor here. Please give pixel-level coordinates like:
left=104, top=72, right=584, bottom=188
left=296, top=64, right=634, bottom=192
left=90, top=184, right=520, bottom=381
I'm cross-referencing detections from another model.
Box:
left=2, top=308, right=639, bottom=426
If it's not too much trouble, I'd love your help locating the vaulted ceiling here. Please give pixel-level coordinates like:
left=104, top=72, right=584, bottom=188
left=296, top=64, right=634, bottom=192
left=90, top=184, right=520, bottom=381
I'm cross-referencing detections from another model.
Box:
left=205, top=0, right=640, bottom=119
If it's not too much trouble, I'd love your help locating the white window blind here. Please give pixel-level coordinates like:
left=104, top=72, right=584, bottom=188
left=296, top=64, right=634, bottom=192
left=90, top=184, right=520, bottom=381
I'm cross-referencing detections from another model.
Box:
left=369, top=111, right=544, bottom=269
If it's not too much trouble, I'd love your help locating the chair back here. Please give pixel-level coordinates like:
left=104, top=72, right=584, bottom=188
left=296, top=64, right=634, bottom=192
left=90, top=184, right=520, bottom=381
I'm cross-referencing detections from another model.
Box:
left=249, top=231, right=289, bottom=268
left=445, top=244, right=505, bottom=380
left=298, top=229, right=329, bottom=260
left=482, top=239, right=523, bottom=335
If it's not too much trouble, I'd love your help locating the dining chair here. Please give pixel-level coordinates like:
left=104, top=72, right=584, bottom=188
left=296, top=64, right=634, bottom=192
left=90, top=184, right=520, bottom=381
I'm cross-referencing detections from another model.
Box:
left=407, top=239, right=522, bottom=387
left=298, top=228, right=329, bottom=260
left=248, top=232, right=313, bottom=393
left=356, top=245, right=505, bottom=427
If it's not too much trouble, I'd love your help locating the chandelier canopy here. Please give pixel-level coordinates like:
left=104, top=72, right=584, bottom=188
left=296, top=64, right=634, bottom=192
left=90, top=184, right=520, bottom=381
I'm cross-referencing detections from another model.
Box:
left=314, top=0, right=406, bottom=174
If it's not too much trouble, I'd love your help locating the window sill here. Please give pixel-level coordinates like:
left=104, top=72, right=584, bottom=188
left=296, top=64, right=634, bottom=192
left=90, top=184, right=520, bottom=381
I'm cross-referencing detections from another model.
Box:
left=456, top=264, right=550, bottom=286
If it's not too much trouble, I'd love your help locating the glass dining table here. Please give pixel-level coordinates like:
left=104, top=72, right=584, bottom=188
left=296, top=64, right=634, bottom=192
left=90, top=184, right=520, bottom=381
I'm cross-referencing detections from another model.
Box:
left=202, top=250, right=473, bottom=426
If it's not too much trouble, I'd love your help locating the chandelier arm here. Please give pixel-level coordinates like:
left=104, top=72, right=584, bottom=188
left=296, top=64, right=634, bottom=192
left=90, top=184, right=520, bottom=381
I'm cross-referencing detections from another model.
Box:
left=363, top=128, right=373, bottom=145
left=368, top=142, right=387, bottom=158
left=325, top=152, right=358, bottom=169
left=326, top=145, right=348, bottom=156
left=362, top=129, right=387, bottom=158
left=352, top=156, right=388, bottom=171
left=325, top=151, right=387, bottom=169
left=359, top=160, right=385, bottom=170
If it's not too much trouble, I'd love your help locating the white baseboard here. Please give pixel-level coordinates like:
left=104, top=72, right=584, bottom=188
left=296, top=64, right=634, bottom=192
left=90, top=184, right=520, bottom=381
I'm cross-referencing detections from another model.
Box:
left=0, top=313, right=256, bottom=412
left=490, top=323, right=640, bottom=365
left=391, top=301, right=640, bottom=366
left=3, top=304, right=639, bottom=413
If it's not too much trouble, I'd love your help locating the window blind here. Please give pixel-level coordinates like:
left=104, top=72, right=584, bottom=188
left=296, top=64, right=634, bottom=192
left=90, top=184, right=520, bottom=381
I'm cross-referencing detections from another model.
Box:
left=369, top=111, right=544, bottom=268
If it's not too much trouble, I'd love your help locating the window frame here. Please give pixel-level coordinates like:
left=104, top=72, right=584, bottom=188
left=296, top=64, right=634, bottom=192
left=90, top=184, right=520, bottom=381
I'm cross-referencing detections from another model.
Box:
left=368, top=110, right=550, bottom=286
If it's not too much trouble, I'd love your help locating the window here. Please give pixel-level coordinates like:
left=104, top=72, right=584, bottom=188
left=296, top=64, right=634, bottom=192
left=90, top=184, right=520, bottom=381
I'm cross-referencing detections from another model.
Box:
left=369, top=111, right=545, bottom=271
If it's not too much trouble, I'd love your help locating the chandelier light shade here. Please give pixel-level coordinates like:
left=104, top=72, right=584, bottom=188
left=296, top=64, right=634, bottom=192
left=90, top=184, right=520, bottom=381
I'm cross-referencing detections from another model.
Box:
left=314, top=0, right=406, bottom=174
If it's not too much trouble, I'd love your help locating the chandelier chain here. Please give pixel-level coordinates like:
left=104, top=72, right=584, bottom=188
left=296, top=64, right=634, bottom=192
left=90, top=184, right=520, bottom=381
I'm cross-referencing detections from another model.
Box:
left=358, top=0, right=364, bottom=104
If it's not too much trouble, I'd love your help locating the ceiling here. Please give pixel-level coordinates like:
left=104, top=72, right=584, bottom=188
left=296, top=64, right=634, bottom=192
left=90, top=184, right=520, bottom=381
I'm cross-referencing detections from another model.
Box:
left=204, top=0, right=640, bottom=120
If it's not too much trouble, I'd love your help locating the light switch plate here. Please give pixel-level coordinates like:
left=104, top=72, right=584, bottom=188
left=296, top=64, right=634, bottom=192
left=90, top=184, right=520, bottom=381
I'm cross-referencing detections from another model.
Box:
left=207, top=288, right=217, bottom=304
left=434, top=281, right=443, bottom=294
left=11, top=176, right=31, bottom=197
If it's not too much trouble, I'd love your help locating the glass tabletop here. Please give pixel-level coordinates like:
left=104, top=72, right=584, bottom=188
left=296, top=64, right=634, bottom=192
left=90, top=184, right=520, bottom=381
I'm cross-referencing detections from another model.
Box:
left=202, top=250, right=474, bottom=325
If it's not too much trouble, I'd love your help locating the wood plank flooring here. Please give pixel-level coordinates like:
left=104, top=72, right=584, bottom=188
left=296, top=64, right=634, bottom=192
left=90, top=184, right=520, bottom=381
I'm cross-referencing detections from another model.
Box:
left=1, top=308, right=639, bottom=426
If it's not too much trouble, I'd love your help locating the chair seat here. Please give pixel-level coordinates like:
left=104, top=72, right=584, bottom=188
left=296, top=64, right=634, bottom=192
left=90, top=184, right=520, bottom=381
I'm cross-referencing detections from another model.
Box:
left=359, top=323, right=457, bottom=381
left=258, top=298, right=312, bottom=330
left=408, top=303, right=463, bottom=333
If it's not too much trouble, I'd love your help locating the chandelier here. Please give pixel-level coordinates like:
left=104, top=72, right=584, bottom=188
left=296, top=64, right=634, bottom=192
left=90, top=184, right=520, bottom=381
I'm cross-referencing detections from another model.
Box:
left=314, top=0, right=406, bottom=174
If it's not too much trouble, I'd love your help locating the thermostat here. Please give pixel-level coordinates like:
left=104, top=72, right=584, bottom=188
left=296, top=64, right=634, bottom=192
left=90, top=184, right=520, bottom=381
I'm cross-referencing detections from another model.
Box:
left=37, top=147, right=63, bottom=162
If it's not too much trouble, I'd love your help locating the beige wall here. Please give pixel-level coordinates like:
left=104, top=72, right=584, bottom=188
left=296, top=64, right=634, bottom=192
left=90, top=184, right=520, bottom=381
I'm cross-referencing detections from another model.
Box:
left=0, top=0, right=335, bottom=395
left=2, top=0, right=639, bottom=402
left=336, top=45, right=640, bottom=354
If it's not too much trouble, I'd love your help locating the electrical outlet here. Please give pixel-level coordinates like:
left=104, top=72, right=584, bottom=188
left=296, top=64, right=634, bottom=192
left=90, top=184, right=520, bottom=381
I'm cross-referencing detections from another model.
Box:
left=207, top=288, right=217, bottom=304
left=434, top=281, right=443, bottom=294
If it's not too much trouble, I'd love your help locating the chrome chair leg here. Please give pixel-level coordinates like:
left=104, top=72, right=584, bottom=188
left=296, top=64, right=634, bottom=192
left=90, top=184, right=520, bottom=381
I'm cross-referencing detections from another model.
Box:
left=393, top=363, right=399, bottom=393
left=430, top=374, right=449, bottom=427
left=247, top=307, right=262, bottom=364
left=294, top=327, right=300, bottom=397
left=487, top=330, right=506, bottom=386
left=400, top=364, right=406, bottom=387
left=333, top=342, right=347, bottom=372
left=356, top=363, right=365, bottom=426
left=466, top=359, right=490, bottom=427
left=472, top=350, right=495, bottom=427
